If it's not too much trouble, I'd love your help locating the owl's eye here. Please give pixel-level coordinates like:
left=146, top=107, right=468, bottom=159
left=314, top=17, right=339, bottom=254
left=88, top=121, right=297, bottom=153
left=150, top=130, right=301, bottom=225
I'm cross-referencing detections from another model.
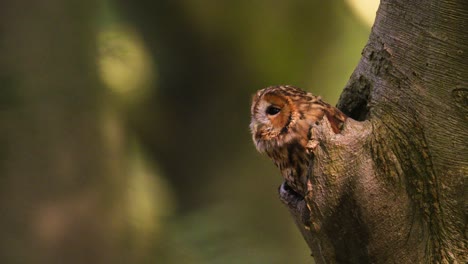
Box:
left=266, top=106, right=281, bottom=115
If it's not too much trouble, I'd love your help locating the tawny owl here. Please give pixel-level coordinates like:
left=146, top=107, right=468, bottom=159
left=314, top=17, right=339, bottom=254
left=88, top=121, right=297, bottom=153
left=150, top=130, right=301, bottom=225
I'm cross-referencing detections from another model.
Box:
left=250, top=85, right=347, bottom=195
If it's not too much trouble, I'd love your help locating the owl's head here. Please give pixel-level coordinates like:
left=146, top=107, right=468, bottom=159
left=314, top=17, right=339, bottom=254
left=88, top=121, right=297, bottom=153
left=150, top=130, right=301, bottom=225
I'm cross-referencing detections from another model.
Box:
left=250, top=85, right=313, bottom=153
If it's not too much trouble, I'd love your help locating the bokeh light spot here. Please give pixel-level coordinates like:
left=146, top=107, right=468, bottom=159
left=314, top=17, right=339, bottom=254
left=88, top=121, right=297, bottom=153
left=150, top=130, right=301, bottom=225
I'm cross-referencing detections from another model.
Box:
left=345, top=0, right=380, bottom=27
left=98, top=25, right=155, bottom=98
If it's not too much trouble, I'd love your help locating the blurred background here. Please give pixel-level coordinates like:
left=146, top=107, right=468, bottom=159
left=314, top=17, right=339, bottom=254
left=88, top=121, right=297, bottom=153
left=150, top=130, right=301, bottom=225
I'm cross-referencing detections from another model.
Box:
left=0, top=0, right=377, bottom=263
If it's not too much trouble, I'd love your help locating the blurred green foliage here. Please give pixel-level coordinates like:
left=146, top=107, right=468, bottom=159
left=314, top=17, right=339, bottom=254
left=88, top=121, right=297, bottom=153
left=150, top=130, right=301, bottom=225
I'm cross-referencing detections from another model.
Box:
left=1, top=0, right=375, bottom=263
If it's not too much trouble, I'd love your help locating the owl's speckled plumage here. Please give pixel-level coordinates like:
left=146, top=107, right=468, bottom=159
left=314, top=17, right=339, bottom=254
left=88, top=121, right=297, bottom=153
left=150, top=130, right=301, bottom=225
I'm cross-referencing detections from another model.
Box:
left=250, top=85, right=346, bottom=195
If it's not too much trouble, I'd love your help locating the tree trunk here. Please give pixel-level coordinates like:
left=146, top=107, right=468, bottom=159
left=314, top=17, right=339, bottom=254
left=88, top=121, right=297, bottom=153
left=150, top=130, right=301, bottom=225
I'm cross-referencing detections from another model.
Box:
left=280, top=0, right=467, bottom=263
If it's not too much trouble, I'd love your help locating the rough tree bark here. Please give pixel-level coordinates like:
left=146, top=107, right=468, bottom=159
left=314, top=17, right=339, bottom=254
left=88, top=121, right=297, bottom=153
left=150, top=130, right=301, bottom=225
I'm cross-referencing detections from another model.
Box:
left=280, top=0, right=467, bottom=263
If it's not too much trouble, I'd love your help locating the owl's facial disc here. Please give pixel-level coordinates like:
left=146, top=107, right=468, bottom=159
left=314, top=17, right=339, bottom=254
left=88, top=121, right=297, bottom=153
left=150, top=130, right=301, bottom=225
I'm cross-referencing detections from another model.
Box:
left=250, top=86, right=306, bottom=153
left=250, top=89, right=297, bottom=148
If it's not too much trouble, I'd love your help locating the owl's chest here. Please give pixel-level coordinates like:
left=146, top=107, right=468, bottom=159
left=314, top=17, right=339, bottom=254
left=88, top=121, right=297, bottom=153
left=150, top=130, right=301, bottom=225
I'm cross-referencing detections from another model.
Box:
left=267, top=141, right=312, bottom=193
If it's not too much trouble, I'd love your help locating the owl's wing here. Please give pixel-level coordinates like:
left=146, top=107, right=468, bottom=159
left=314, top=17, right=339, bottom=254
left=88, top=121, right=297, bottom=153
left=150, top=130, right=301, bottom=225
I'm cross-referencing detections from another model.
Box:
left=323, top=104, right=347, bottom=134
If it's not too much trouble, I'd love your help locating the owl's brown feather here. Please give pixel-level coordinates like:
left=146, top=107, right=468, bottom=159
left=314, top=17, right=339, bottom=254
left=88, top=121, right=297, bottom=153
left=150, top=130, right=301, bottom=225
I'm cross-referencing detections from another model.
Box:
left=250, top=85, right=347, bottom=195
